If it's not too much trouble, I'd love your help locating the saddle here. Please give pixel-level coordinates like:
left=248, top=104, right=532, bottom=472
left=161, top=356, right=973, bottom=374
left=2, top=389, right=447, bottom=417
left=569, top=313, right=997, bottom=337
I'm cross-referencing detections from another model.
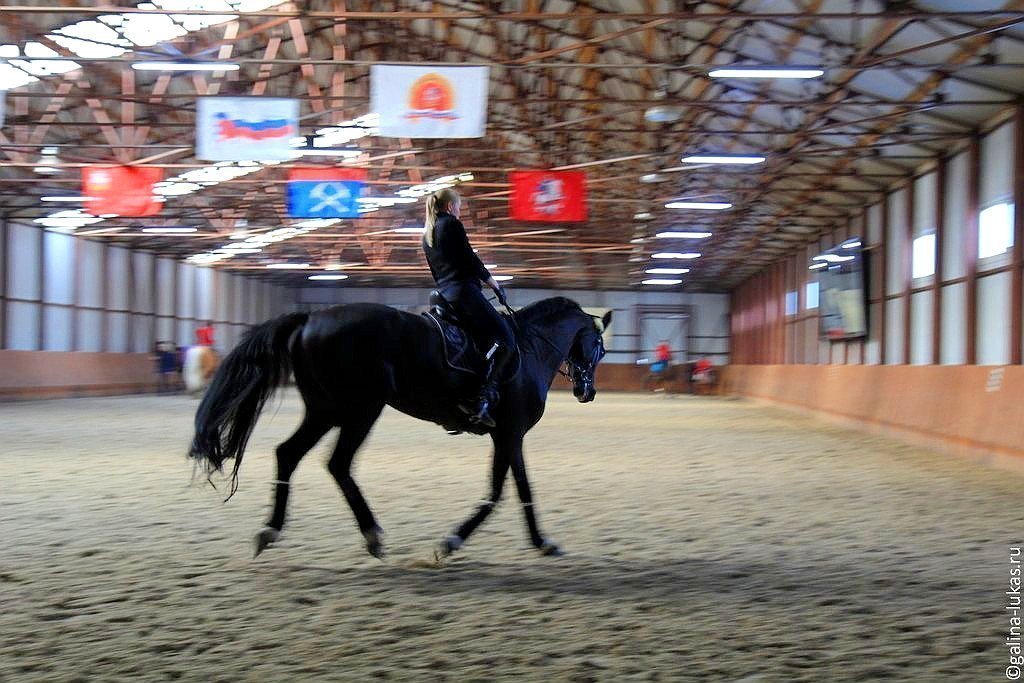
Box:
left=423, top=290, right=488, bottom=375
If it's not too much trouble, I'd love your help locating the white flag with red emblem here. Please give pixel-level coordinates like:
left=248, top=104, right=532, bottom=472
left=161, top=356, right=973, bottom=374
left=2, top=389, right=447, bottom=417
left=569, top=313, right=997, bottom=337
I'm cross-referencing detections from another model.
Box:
left=371, top=65, right=489, bottom=139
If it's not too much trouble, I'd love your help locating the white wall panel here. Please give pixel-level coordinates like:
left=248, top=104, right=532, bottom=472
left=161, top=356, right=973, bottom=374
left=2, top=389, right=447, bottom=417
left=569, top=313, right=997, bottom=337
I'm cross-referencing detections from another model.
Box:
left=156, top=258, right=175, bottom=316
left=8, top=223, right=40, bottom=301
left=914, top=172, right=937, bottom=235
left=865, top=302, right=882, bottom=364
left=885, top=298, right=905, bottom=364
left=910, top=290, right=933, bottom=365
left=132, top=314, right=153, bottom=353
left=977, top=271, right=1011, bottom=365
left=108, top=312, right=129, bottom=352
left=886, top=190, right=907, bottom=296
left=78, top=240, right=104, bottom=308
left=942, top=152, right=969, bottom=280
left=981, top=121, right=1015, bottom=206
left=42, top=306, right=72, bottom=351
left=940, top=283, right=967, bottom=364
left=195, top=266, right=214, bottom=321
left=76, top=309, right=104, bottom=352
left=43, top=231, right=75, bottom=305
left=107, top=247, right=130, bottom=310
left=6, top=301, right=39, bottom=350
left=176, top=263, right=195, bottom=320
left=866, top=203, right=882, bottom=246
left=156, top=316, right=174, bottom=343
left=132, top=252, right=154, bottom=314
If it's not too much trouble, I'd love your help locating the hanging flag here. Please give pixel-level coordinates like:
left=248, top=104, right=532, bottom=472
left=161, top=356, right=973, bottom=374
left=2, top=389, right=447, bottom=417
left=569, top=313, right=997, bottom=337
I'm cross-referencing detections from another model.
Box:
left=83, top=166, right=163, bottom=217
left=196, top=97, right=298, bottom=161
left=509, top=170, right=588, bottom=222
left=287, top=167, right=366, bottom=218
left=371, top=65, right=488, bottom=138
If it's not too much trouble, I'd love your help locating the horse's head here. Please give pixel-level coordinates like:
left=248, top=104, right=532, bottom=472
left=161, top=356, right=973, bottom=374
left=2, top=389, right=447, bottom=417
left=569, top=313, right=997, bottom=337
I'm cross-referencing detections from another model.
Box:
left=567, top=310, right=612, bottom=402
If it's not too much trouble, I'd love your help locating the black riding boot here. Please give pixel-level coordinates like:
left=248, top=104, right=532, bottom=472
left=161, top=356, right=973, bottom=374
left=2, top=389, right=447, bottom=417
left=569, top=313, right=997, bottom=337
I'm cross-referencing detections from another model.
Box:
left=462, top=343, right=515, bottom=429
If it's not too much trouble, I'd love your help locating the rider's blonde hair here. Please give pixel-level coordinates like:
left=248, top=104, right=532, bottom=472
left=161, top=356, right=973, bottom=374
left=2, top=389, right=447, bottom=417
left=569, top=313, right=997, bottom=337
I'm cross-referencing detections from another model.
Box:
left=424, top=188, right=460, bottom=247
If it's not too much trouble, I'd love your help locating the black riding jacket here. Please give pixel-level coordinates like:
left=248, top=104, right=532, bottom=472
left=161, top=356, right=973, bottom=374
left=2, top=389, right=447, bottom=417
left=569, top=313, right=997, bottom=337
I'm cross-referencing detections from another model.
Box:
left=422, top=212, right=491, bottom=289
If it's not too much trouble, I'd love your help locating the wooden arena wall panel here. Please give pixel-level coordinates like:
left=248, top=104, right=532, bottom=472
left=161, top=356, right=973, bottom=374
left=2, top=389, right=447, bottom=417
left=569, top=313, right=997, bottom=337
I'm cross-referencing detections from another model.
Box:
left=721, top=364, right=1024, bottom=472
left=0, top=350, right=155, bottom=400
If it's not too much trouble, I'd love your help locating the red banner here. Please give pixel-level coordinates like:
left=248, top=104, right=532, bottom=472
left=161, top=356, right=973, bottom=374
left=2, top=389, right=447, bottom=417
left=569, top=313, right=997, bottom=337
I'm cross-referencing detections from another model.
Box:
left=288, top=167, right=368, bottom=182
left=83, top=166, right=163, bottom=217
left=509, top=170, right=587, bottom=222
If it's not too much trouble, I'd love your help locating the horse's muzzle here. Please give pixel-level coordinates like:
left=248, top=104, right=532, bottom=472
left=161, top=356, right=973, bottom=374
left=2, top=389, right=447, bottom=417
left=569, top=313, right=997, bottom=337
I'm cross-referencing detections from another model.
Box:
left=574, top=382, right=596, bottom=402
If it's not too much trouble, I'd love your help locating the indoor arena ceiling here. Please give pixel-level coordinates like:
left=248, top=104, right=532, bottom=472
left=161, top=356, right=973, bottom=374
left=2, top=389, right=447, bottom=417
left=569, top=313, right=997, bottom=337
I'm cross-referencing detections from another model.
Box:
left=1, top=1, right=1023, bottom=291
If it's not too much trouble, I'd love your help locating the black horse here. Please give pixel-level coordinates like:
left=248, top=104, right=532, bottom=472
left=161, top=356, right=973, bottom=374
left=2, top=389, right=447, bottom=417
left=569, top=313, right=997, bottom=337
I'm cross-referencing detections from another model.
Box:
left=189, top=297, right=611, bottom=559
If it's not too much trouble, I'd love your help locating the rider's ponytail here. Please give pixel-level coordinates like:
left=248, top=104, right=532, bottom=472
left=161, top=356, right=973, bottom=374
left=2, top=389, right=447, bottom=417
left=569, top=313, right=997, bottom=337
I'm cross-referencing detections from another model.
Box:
left=424, top=188, right=460, bottom=247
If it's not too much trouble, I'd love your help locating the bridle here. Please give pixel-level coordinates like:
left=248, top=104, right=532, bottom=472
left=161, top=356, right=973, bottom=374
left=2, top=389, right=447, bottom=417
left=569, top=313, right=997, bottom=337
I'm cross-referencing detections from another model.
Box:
left=502, top=301, right=605, bottom=382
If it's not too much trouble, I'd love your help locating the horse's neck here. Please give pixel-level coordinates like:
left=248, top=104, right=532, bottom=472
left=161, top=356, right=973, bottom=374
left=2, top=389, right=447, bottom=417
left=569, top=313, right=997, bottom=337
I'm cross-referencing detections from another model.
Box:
left=524, top=316, right=580, bottom=380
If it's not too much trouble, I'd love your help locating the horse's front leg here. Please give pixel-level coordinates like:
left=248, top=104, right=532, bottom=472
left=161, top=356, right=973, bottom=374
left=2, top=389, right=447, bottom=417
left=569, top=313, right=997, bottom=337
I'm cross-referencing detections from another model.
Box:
left=439, top=434, right=511, bottom=557
left=508, top=436, right=562, bottom=556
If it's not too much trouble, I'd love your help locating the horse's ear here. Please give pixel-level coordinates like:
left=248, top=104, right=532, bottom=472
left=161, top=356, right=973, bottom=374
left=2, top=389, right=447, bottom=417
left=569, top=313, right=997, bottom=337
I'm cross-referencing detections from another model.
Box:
left=601, top=311, right=613, bottom=330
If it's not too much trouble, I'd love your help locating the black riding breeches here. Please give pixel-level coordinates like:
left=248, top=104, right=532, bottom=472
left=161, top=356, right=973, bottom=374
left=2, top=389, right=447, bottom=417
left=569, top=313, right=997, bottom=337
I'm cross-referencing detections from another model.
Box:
left=440, top=283, right=516, bottom=355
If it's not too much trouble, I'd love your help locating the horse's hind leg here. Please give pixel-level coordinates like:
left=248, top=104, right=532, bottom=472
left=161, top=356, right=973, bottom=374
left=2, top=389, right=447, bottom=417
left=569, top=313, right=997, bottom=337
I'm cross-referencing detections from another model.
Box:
left=254, top=414, right=332, bottom=557
left=327, top=402, right=386, bottom=558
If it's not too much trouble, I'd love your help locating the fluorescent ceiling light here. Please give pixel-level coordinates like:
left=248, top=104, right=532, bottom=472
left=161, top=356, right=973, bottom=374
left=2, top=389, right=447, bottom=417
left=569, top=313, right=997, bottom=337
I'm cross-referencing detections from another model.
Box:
left=494, top=275, right=514, bottom=282
left=633, top=212, right=654, bottom=221
left=630, top=238, right=646, bottom=244
left=266, top=263, right=310, bottom=269
left=41, top=195, right=91, bottom=202
left=323, top=263, right=346, bottom=271
left=214, top=247, right=261, bottom=254
left=142, top=227, right=197, bottom=234
left=131, top=61, right=240, bottom=71
left=842, top=241, right=862, bottom=249
left=639, top=173, right=668, bottom=184
left=644, top=105, right=682, bottom=124
left=655, top=231, right=712, bottom=239
left=809, top=262, right=828, bottom=270
left=309, top=274, right=349, bottom=281
left=665, top=201, right=732, bottom=210
left=393, top=227, right=426, bottom=233
left=76, top=227, right=127, bottom=235
left=646, top=267, right=690, bottom=275
left=33, top=166, right=60, bottom=175
left=642, top=278, right=683, bottom=285
left=503, top=228, right=567, bottom=237
left=709, top=67, right=824, bottom=79
left=681, top=155, right=766, bottom=165
left=811, top=254, right=854, bottom=263
left=652, top=252, right=701, bottom=260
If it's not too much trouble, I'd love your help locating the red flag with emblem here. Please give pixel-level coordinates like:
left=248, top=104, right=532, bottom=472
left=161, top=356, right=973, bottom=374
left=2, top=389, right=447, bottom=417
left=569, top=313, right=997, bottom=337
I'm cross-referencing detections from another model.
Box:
left=83, top=166, right=163, bottom=217
left=509, top=170, right=587, bottom=222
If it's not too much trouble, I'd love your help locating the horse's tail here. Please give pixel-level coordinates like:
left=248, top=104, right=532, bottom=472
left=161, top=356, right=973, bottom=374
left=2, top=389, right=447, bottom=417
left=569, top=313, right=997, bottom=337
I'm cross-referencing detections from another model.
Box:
left=189, top=312, right=309, bottom=497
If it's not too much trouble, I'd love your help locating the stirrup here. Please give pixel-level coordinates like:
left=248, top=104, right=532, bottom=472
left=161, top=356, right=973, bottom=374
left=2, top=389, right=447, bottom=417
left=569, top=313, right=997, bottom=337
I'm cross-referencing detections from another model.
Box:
left=459, top=399, right=496, bottom=429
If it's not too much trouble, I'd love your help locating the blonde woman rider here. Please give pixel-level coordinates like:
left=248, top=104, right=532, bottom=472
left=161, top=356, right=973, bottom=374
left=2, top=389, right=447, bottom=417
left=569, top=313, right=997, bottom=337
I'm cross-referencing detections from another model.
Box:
left=422, top=188, right=515, bottom=428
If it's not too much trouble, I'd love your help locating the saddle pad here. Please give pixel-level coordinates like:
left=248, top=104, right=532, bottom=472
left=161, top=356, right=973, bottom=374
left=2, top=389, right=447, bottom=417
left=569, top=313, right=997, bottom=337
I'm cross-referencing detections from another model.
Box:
left=424, top=312, right=485, bottom=375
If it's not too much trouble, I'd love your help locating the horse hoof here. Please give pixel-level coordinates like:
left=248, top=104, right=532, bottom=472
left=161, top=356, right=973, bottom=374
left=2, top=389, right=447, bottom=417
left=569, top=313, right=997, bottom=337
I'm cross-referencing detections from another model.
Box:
left=539, top=539, right=564, bottom=557
left=438, top=535, right=463, bottom=558
left=253, top=527, right=280, bottom=558
left=363, top=527, right=385, bottom=560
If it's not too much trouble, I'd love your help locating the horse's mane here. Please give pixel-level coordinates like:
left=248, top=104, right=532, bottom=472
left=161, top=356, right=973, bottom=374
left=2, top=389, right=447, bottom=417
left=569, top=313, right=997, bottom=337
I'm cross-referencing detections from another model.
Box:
left=514, top=297, right=585, bottom=324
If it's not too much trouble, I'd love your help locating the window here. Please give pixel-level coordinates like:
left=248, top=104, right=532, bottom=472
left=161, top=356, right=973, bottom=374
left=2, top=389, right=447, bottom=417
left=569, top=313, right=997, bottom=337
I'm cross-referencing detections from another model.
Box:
left=978, top=202, right=1014, bottom=259
left=912, top=233, right=936, bottom=279
left=785, top=290, right=798, bottom=316
left=805, top=281, right=819, bottom=310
